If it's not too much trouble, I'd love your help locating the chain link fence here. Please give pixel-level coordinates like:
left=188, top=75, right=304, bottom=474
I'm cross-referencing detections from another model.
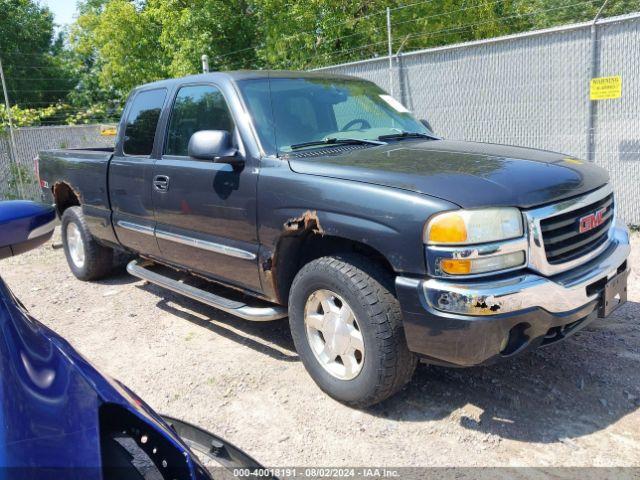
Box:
left=1, top=13, right=638, bottom=224
left=0, top=125, right=115, bottom=200
left=317, top=12, right=640, bottom=225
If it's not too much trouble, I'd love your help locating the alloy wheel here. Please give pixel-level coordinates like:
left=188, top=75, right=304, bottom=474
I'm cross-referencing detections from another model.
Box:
left=66, top=223, right=86, bottom=269
left=304, top=289, right=365, bottom=380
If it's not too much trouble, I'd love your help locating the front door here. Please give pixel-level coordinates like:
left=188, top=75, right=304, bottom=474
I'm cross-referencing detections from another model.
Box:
left=152, top=84, right=261, bottom=292
left=110, top=88, right=168, bottom=257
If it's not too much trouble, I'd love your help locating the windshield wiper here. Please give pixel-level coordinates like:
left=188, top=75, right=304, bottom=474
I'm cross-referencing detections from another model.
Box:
left=377, top=131, right=439, bottom=141
left=290, top=137, right=386, bottom=150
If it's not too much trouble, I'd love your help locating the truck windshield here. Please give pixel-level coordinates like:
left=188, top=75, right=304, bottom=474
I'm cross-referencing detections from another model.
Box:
left=237, top=77, right=429, bottom=156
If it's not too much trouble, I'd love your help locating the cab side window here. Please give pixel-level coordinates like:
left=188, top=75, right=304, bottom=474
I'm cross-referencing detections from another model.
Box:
left=165, top=85, right=235, bottom=157
left=123, top=88, right=167, bottom=156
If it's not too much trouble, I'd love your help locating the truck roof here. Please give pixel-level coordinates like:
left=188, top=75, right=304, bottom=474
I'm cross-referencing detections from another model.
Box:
left=133, top=70, right=364, bottom=91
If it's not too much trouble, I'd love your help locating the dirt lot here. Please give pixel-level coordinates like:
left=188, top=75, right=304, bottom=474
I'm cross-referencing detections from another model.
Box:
left=2, top=230, right=639, bottom=468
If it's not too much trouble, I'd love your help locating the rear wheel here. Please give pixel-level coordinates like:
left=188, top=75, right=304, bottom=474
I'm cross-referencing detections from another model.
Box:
left=61, top=206, right=115, bottom=281
left=289, top=254, right=417, bottom=407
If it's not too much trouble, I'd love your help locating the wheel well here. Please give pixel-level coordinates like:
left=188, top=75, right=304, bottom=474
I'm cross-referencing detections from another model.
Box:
left=52, top=182, right=80, bottom=217
left=270, top=233, right=396, bottom=304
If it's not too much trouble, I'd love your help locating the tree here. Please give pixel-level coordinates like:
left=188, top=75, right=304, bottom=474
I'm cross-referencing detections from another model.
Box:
left=531, top=0, right=639, bottom=28
left=71, top=0, right=168, bottom=99
left=68, top=0, right=640, bottom=93
left=10, top=0, right=640, bottom=113
left=151, top=0, right=259, bottom=73
left=0, top=0, right=77, bottom=107
left=252, top=0, right=390, bottom=69
left=71, top=0, right=257, bottom=99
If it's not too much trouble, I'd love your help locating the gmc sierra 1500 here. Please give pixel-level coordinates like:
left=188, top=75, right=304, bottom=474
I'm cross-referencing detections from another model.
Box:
left=38, top=71, right=630, bottom=407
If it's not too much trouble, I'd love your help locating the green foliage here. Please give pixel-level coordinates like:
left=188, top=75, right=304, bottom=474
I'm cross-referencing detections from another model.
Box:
left=249, top=0, right=542, bottom=69
left=71, top=0, right=258, bottom=96
left=64, top=102, right=121, bottom=124
left=253, top=0, right=390, bottom=69
left=0, top=0, right=78, bottom=107
left=67, top=0, right=640, bottom=98
left=90, top=0, right=169, bottom=94
left=387, top=0, right=536, bottom=55
left=5, top=162, right=33, bottom=200
left=1, top=0, right=639, bottom=119
left=152, top=0, right=259, bottom=73
left=0, top=105, right=60, bottom=128
left=530, top=0, right=640, bottom=27
left=0, top=103, right=120, bottom=129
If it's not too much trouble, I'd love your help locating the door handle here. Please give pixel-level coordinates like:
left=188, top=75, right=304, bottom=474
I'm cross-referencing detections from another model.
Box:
left=153, top=175, right=170, bottom=192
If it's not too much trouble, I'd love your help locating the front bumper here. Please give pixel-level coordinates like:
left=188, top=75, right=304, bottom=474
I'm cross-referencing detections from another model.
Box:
left=396, top=221, right=630, bottom=366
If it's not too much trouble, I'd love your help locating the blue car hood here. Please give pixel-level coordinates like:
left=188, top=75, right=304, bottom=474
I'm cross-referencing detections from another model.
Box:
left=0, top=278, right=207, bottom=479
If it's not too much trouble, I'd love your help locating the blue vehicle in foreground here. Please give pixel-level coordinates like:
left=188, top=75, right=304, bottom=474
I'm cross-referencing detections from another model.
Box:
left=0, top=201, right=270, bottom=480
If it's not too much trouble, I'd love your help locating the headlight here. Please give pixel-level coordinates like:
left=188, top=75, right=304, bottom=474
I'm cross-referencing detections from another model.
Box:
left=425, top=208, right=527, bottom=277
left=425, top=208, right=524, bottom=245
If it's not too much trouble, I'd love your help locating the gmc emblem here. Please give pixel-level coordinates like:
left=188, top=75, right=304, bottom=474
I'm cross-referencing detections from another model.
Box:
left=579, top=207, right=607, bottom=233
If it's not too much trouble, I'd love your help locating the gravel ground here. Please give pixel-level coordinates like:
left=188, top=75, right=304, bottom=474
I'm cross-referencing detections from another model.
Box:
left=2, top=230, right=639, bottom=468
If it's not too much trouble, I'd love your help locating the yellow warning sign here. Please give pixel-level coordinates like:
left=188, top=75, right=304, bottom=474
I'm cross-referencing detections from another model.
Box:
left=100, top=125, right=117, bottom=136
left=590, top=76, right=622, bottom=100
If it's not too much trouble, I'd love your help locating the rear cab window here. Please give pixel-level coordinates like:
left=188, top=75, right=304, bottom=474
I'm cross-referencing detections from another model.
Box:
left=123, top=88, right=167, bottom=156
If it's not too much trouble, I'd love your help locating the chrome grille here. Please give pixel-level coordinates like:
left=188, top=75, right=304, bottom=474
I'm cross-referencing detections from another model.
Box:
left=524, top=185, right=615, bottom=277
left=541, top=193, right=614, bottom=264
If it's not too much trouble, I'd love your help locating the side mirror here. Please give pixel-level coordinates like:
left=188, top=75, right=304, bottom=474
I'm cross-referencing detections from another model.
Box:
left=420, top=119, right=434, bottom=133
left=188, top=130, right=243, bottom=166
left=0, top=201, right=56, bottom=260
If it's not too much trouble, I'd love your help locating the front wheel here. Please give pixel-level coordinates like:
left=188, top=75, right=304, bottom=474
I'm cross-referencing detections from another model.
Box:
left=61, top=206, right=115, bottom=281
left=288, top=255, right=417, bottom=407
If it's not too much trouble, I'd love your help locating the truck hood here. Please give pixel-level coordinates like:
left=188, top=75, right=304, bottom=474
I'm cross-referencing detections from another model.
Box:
left=287, top=139, right=609, bottom=209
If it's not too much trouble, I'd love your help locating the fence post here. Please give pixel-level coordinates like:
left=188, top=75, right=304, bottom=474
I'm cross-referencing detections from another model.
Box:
left=0, top=57, right=25, bottom=199
left=395, top=35, right=412, bottom=111
left=586, top=24, right=599, bottom=163
left=587, top=0, right=610, bottom=163
left=386, top=7, right=394, bottom=97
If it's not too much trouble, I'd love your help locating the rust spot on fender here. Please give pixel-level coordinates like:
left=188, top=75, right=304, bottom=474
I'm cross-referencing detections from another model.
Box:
left=283, top=210, right=324, bottom=235
left=261, top=211, right=325, bottom=304
left=261, top=257, right=273, bottom=272
left=52, top=181, right=83, bottom=207
left=259, top=253, right=280, bottom=302
left=261, top=256, right=275, bottom=282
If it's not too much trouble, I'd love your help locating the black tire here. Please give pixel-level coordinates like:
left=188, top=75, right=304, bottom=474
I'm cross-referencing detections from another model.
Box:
left=288, top=254, right=417, bottom=408
left=61, top=206, right=115, bottom=281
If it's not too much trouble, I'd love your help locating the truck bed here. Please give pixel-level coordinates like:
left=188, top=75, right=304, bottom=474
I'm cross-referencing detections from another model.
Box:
left=38, top=147, right=115, bottom=243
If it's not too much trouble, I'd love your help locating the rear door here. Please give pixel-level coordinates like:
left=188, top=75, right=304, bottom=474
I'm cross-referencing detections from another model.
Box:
left=110, top=88, right=168, bottom=256
left=152, top=83, right=261, bottom=291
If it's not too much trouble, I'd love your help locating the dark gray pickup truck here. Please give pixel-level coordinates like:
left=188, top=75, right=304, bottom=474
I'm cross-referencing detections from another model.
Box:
left=38, top=71, right=630, bottom=407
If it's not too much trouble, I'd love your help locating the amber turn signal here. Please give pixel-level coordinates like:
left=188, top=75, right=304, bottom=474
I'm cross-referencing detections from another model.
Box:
left=440, top=258, right=472, bottom=275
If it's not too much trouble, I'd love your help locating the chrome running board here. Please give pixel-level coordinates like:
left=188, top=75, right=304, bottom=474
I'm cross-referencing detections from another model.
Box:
left=126, top=259, right=287, bottom=321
